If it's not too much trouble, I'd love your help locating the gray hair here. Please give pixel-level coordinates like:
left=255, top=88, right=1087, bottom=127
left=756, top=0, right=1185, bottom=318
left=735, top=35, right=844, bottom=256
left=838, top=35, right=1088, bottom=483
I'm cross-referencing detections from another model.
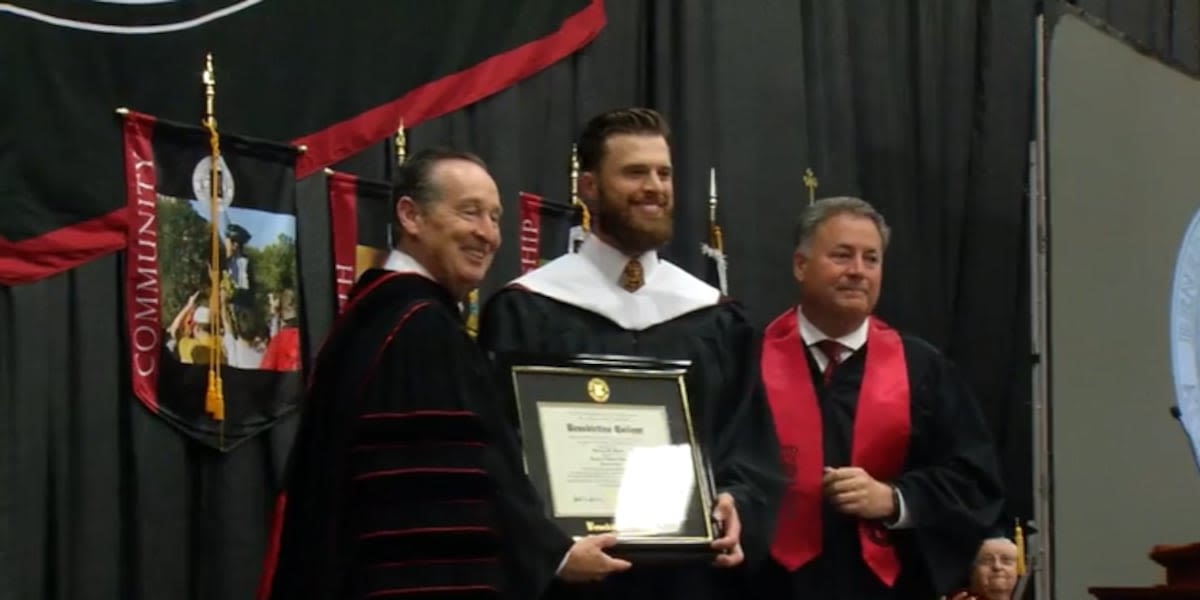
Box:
left=793, top=196, right=891, bottom=254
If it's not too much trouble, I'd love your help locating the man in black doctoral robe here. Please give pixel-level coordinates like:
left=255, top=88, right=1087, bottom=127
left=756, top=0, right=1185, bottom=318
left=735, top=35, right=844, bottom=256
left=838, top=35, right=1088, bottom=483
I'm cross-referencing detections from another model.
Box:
left=260, top=149, right=630, bottom=600
left=753, top=196, right=1005, bottom=599
left=478, top=108, right=787, bottom=600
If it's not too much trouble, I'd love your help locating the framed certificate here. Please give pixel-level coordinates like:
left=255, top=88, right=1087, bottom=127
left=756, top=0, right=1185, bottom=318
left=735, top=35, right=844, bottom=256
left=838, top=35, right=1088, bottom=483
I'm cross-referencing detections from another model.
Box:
left=503, top=353, right=719, bottom=561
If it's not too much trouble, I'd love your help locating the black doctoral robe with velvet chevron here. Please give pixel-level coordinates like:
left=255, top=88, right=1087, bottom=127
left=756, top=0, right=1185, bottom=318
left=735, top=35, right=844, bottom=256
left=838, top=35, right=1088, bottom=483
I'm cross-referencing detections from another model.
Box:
left=263, top=270, right=570, bottom=600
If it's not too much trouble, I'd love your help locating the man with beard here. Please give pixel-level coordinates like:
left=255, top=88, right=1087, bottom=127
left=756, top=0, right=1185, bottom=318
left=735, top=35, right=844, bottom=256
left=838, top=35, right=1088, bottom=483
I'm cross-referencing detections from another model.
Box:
left=753, top=196, right=1004, bottom=600
left=262, top=148, right=630, bottom=600
left=478, top=108, right=786, bottom=600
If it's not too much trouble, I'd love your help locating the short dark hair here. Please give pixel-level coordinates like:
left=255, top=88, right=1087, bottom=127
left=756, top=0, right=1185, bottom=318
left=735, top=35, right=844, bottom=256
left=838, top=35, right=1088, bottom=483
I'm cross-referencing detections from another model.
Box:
left=392, top=147, right=487, bottom=246
left=794, top=196, right=891, bottom=253
left=577, top=108, right=671, bottom=171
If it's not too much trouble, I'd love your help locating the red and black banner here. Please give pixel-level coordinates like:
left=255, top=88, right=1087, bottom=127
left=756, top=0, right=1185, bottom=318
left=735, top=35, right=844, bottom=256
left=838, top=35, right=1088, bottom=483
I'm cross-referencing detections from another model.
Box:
left=325, top=171, right=394, bottom=311
left=1, top=0, right=605, bottom=285
left=122, top=110, right=313, bottom=450
left=518, top=191, right=587, bottom=274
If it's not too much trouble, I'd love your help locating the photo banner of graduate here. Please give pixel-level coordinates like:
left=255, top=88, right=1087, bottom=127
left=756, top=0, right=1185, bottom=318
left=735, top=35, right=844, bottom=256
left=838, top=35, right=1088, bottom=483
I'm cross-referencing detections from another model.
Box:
left=517, top=191, right=587, bottom=274
left=121, top=110, right=309, bottom=451
left=324, top=170, right=394, bottom=311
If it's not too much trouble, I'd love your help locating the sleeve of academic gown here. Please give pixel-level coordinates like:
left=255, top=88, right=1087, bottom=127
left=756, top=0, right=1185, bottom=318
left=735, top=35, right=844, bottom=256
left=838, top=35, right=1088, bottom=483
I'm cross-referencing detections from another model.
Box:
left=709, top=305, right=788, bottom=571
left=476, top=293, right=580, bottom=597
left=476, top=290, right=564, bottom=431
left=349, top=304, right=569, bottom=600
left=889, top=346, right=1006, bottom=594
left=482, top=408, right=575, bottom=599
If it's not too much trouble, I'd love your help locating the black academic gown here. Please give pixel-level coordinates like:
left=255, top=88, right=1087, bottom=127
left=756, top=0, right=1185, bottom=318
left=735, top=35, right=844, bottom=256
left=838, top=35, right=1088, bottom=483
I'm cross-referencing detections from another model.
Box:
left=264, top=270, right=571, bottom=600
left=478, top=288, right=787, bottom=600
left=753, top=334, right=1004, bottom=600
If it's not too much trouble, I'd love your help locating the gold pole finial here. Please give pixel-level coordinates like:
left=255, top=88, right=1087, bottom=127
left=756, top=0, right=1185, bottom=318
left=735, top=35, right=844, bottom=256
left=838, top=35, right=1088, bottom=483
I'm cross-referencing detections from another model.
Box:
left=803, top=168, right=819, bottom=206
left=571, top=144, right=589, bottom=232
left=396, top=118, right=407, bottom=165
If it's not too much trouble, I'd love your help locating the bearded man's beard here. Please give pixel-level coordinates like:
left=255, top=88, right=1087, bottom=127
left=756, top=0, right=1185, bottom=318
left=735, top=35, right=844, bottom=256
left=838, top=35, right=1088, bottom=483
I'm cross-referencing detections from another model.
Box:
left=591, top=187, right=673, bottom=254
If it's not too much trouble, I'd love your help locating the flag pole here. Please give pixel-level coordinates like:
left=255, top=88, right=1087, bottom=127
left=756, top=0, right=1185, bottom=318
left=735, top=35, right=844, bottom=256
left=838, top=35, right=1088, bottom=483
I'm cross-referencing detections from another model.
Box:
left=571, top=144, right=589, bottom=233
left=201, top=52, right=226, bottom=433
left=396, top=118, right=407, bottom=166
left=387, top=118, right=407, bottom=250
left=708, top=167, right=723, bottom=254
left=700, top=167, right=729, bottom=295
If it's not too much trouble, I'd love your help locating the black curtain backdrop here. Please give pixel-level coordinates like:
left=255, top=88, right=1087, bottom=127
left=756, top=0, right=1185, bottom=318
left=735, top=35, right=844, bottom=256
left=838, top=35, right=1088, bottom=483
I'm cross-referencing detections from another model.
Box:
left=413, top=0, right=1038, bottom=533
left=0, top=2, right=1048, bottom=598
left=1071, top=0, right=1200, bottom=74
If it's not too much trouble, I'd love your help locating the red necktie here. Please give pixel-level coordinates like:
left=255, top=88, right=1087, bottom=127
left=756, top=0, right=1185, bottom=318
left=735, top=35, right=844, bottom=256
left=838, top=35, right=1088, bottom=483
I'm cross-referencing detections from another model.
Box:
left=815, top=339, right=845, bottom=384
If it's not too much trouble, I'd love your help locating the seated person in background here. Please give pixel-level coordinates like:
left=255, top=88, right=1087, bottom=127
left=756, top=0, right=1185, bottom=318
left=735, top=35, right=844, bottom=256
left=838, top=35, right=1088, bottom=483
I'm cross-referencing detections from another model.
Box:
left=949, top=521, right=1029, bottom=600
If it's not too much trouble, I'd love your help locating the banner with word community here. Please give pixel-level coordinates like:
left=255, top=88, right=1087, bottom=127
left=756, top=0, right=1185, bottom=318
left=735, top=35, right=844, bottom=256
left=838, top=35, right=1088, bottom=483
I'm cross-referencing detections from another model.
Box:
left=122, top=110, right=324, bottom=450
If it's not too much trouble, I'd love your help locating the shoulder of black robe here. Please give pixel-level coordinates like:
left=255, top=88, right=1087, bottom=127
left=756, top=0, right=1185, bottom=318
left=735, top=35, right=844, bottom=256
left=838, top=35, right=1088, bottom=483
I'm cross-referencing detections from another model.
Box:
left=888, top=333, right=1006, bottom=596
left=267, top=270, right=570, bottom=600
left=479, top=286, right=787, bottom=581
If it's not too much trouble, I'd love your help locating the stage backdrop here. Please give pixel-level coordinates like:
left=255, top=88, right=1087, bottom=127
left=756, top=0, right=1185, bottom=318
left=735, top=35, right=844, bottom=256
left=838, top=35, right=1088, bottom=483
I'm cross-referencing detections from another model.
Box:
left=1048, top=8, right=1200, bottom=598
left=0, top=1, right=1038, bottom=598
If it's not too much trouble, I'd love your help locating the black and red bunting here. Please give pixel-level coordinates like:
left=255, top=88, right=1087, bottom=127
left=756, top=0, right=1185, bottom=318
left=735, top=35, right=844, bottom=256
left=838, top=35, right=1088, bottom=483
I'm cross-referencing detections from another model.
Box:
left=0, top=0, right=606, bottom=285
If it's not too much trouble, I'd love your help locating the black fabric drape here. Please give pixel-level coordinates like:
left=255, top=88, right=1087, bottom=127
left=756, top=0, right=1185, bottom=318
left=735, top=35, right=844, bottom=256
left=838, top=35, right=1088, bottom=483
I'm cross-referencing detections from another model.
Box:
left=2, top=2, right=1042, bottom=598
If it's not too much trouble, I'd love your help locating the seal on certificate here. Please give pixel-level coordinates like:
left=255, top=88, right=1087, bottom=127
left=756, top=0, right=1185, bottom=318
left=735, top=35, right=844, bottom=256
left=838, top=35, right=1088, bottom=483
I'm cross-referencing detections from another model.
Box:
left=587, top=377, right=610, bottom=404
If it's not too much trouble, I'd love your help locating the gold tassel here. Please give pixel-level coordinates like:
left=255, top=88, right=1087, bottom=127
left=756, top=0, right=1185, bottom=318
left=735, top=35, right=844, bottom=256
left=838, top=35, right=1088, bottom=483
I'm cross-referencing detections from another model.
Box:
left=202, top=52, right=225, bottom=424
left=1015, top=519, right=1027, bottom=575
left=206, top=370, right=225, bottom=420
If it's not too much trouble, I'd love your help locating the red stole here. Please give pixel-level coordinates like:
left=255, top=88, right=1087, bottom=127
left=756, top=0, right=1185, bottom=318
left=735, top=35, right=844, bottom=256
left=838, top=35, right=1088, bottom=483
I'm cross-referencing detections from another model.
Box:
left=760, top=308, right=911, bottom=586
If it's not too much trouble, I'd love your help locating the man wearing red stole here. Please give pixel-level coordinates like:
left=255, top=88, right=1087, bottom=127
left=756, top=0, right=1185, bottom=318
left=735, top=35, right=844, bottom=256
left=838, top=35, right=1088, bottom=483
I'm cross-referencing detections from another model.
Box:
left=751, top=197, right=1005, bottom=600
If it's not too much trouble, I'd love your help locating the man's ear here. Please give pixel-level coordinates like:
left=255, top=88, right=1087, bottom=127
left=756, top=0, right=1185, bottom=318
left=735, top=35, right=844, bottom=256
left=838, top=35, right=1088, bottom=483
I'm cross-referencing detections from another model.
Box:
left=792, top=248, right=807, bottom=284
left=579, top=170, right=599, bottom=211
left=395, top=196, right=423, bottom=238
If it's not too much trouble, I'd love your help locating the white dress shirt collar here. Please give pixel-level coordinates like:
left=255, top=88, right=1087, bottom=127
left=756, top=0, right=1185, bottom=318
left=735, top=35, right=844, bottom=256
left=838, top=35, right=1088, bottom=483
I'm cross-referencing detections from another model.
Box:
left=383, top=249, right=435, bottom=280
left=797, top=306, right=869, bottom=368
